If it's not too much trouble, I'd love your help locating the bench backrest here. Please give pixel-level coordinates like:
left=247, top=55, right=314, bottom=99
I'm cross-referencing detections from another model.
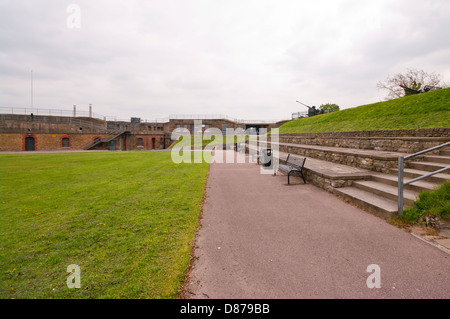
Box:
left=286, top=155, right=306, bottom=169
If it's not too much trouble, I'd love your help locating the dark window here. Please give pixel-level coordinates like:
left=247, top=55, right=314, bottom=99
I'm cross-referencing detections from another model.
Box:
left=137, top=137, right=143, bottom=147
left=62, top=137, right=70, bottom=148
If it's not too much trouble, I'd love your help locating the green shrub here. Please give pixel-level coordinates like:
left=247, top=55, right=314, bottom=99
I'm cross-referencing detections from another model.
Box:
left=401, top=181, right=450, bottom=224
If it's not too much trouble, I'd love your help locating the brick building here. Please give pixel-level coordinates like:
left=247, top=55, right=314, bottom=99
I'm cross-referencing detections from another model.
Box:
left=0, top=111, right=285, bottom=152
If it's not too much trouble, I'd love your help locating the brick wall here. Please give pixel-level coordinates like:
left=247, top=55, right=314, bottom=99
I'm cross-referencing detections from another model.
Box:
left=0, top=133, right=106, bottom=151
left=0, top=133, right=170, bottom=152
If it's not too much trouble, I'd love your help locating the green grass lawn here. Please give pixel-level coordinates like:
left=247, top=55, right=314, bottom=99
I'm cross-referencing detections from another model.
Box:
left=279, top=88, right=450, bottom=134
left=0, top=151, right=209, bottom=299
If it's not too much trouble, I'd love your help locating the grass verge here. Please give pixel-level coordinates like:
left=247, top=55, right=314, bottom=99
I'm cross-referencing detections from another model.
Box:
left=390, top=181, right=450, bottom=228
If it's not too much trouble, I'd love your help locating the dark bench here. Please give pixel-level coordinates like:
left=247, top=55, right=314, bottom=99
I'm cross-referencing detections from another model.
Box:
left=277, top=154, right=306, bottom=184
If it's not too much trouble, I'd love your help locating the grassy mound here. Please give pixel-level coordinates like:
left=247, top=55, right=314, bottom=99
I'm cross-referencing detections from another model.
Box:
left=279, top=88, right=450, bottom=134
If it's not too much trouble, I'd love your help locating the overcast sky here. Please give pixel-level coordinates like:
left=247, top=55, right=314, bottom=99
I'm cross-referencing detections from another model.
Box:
left=1, top=0, right=449, bottom=121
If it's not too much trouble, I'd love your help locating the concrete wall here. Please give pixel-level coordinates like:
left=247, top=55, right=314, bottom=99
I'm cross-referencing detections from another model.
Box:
left=0, top=114, right=107, bottom=134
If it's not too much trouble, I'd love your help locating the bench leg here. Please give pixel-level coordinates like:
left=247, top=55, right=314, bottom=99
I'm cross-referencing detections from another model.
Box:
left=300, top=170, right=306, bottom=184
left=287, top=171, right=306, bottom=184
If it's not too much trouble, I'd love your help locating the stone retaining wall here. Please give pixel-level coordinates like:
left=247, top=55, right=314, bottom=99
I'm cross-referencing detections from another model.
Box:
left=281, top=128, right=450, bottom=138
left=278, top=144, right=397, bottom=173
left=278, top=128, right=450, bottom=154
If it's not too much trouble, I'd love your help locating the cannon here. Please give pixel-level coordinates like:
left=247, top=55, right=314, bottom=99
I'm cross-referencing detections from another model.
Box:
left=400, top=84, right=442, bottom=95
left=295, top=100, right=324, bottom=117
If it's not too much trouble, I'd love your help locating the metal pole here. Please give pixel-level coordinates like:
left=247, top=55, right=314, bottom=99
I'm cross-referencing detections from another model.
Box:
left=398, top=156, right=404, bottom=215
left=404, top=141, right=450, bottom=159
left=31, top=70, right=33, bottom=111
left=404, top=166, right=450, bottom=185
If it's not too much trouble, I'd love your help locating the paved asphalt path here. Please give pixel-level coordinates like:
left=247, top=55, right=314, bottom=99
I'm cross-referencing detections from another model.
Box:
left=185, top=159, right=450, bottom=299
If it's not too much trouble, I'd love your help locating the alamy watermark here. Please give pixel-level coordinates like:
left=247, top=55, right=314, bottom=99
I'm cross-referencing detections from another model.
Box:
left=366, top=264, right=381, bottom=288
left=66, top=4, right=81, bottom=29
left=66, top=264, right=81, bottom=288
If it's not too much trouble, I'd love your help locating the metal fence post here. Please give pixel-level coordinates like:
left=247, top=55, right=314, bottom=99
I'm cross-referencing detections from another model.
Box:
left=398, top=156, right=404, bottom=215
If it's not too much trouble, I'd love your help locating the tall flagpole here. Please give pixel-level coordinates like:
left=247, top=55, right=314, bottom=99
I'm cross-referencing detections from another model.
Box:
left=31, top=69, right=33, bottom=112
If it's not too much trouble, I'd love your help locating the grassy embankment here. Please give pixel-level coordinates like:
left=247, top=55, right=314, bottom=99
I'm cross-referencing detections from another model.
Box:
left=0, top=151, right=209, bottom=298
left=279, top=88, right=450, bottom=134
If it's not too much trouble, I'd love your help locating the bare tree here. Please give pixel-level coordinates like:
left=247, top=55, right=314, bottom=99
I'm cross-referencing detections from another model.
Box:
left=377, top=68, right=448, bottom=100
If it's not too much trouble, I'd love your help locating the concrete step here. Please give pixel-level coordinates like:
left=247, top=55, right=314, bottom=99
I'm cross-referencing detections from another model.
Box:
left=370, top=174, right=441, bottom=193
left=352, top=180, right=418, bottom=206
left=422, top=155, right=450, bottom=165
left=406, top=161, right=449, bottom=172
left=333, top=186, right=398, bottom=219
left=390, top=168, right=450, bottom=184
left=440, top=150, right=450, bottom=156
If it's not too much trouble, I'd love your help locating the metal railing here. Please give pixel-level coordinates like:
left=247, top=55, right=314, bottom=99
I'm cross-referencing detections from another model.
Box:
left=397, top=141, right=450, bottom=215
left=0, top=106, right=106, bottom=120
left=292, top=111, right=308, bottom=120
left=1, top=106, right=292, bottom=126
left=169, top=114, right=288, bottom=124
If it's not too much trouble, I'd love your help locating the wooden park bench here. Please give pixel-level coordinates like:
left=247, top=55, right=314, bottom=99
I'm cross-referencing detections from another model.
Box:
left=277, top=154, right=306, bottom=185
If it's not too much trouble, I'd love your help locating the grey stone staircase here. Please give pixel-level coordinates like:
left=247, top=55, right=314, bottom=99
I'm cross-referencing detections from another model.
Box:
left=248, top=136, right=449, bottom=220
left=333, top=148, right=449, bottom=219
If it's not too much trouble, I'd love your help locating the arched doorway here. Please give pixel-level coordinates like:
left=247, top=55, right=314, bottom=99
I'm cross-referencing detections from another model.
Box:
left=25, top=136, right=36, bottom=151
left=152, top=137, right=156, bottom=149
